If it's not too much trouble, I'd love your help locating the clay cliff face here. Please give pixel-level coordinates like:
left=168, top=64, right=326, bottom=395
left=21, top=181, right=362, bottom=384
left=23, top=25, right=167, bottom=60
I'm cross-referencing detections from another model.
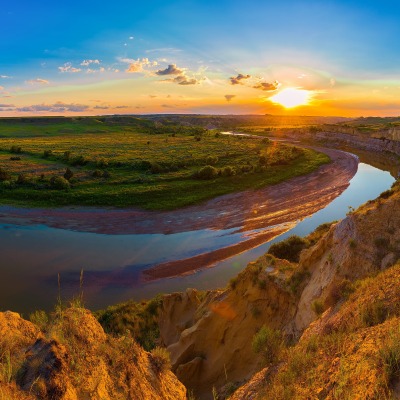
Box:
left=155, top=182, right=399, bottom=399
left=0, top=308, right=186, bottom=400
left=157, top=257, right=297, bottom=399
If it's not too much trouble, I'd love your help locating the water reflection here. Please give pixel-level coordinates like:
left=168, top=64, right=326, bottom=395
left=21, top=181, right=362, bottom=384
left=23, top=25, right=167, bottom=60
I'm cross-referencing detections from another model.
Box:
left=0, top=163, right=394, bottom=314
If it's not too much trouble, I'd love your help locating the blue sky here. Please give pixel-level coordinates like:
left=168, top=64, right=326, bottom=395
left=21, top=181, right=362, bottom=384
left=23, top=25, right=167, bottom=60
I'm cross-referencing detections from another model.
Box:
left=1, top=0, right=400, bottom=116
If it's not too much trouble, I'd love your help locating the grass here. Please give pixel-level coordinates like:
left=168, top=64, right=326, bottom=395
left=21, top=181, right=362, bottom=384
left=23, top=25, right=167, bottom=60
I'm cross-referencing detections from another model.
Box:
left=0, top=116, right=330, bottom=210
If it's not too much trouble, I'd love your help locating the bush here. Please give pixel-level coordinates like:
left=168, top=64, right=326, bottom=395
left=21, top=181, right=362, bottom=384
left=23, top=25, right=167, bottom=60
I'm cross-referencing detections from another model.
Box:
left=96, top=158, right=109, bottom=168
left=195, top=165, right=218, bottom=180
left=268, top=235, right=308, bottom=263
left=10, top=145, right=22, bottom=153
left=150, top=347, right=171, bottom=373
left=50, top=176, right=70, bottom=190
left=43, top=149, right=53, bottom=158
left=259, top=155, right=267, bottom=165
left=63, top=151, right=71, bottom=161
left=0, top=167, right=11, bottom=181
left=92, top=169, right=103, bottom=178
left=64, top=168, right=74, bottom=181
left=102, top=170, right=111, bottom=179
left=222, top=166, right=235, bottom=177
left=380, top=329, right=400, bottom=384
left=70, top=155, right=87, bottom=166
left=252, top=325, right=282, bottom=364
left=10, top=156, right=21, bottom=161
left=16, top=174, right=28, bottom=184
left=1, top=180, right=12, bottom=189
left=311, top=299, right=325, bottom=316
left=206, top=155, right=219, bottom=165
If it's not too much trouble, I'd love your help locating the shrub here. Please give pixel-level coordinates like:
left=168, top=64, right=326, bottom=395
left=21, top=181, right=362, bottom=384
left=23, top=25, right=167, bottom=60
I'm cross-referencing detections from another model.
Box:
left=96, top=159, right=109, bottom=168
left=206, top=155, right=219, bottom=165
left=43, top=149, right=52, bottom=158
left=150, top=163, right=165, bottom=174
left=252, top=325, right=283, bottom=364
left=16, top=174, right=28, bottom=184
left=10, top=145, right=22, bottom=153
left=50, top=176, right=70, bottom=190
left=63, top=151, right=71, bottom=160
left=0, top=167, right=11, bottom=181
left=268, top=235, right=308, bottom=262
left=196, top=165, right=218, bottom=180
left=288, top=269, right=311, bottom=294
left=64, top=168, right=74, bottom=181
left=70, top=155, right=87, bottom=166
left=102, top=170, right=111, bottom=179
left=29, top=310, right=49, bottom=331
left=221, top=166, right=235, bottom=177
left=1, top=180, right=12, bottom=189
left=380, top=329, right=400, bottom=384
left=92, top=169, right=103, bottom=178
left=311, top=299, right=325, bottom=315
left=360, top=300, right=388, bottom=327
left=10, top=156, right=21, bottom=161
left=259, top=155, right=267, bottom=165
left=150, top=347, right=171, bottom=373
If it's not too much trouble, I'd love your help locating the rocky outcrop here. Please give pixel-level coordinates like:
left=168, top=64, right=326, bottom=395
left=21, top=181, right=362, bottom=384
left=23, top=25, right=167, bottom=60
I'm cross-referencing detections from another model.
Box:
left=293, top=187, right=400, bottom=332
left=0, top=308, right=186, bottom=400
left=159, top=257, right=297, bottom=399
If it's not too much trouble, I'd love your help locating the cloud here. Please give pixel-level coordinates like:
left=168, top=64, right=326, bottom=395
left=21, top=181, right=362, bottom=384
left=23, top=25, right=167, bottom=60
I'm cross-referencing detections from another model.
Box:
left=17, top=101, right=90, bottom=112
left=224, top=95, right=236, bottom=102
left=230, top=73, right=251, bottom=85
left=253, top=80, right=280, bottom=91
left=171, top=75, right=200, bottom=85
left=161, top=104, right=175, bottom=108
left=0, top=86, right=3, bottom=91
left=86, top=67, right=105, bottom=74
left=58, top=63, right=81, bottom=73
left=155, top=64, right=183, bottom=76
left=146, top=47, right=182, bottom=54
left=123, top=58, right=157, bottom=73
left=0, top=75, right=10, bottom=79
left=115, top=105, right=129, bottom=109
left=0, top=103, right=15, bottom=107
left=26, top=78, right=49, bottom=85
left=94, top=105, right=110, bottom=109
left=80, top=59, right=100, bottom=66
left=129, top=36, right=134, bottom=40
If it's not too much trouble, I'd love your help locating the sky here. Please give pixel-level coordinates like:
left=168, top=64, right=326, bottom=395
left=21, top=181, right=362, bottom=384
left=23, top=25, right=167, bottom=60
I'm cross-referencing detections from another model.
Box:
left=1, top=0, right=400, bottom=117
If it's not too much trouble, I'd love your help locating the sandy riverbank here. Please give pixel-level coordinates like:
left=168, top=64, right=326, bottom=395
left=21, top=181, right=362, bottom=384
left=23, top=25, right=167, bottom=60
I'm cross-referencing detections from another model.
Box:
left=0, top=146, right=358, bottom=281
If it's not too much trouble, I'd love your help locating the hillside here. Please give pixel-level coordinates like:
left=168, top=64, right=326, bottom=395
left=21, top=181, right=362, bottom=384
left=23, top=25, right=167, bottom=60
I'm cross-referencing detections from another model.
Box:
left=0, top=154, right=399, bottom=399
left=0, top=306, right=186, bottom=399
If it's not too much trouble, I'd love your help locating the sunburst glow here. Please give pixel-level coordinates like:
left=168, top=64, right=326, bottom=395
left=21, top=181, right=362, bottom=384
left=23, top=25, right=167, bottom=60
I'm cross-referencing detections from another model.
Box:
left=269, top=88, right=313, bottom=108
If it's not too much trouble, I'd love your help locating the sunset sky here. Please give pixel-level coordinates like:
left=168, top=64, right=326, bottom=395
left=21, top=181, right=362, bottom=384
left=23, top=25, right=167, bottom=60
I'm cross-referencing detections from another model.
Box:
left=1, top=0, right=400, bottom=117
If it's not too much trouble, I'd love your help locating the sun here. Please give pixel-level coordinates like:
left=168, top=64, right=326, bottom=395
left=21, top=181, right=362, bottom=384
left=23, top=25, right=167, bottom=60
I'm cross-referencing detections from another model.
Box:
left=269, top=88, right=312, bottom=108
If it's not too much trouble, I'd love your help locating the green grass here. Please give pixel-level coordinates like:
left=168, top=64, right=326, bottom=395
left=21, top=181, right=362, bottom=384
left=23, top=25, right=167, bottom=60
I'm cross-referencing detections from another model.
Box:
left=0, top=117, right=330, bottom=210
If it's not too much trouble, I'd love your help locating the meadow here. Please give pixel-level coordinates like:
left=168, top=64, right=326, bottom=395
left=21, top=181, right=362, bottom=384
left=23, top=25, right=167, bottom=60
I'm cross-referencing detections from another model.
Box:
left=0, top=117, right=330, bottom=210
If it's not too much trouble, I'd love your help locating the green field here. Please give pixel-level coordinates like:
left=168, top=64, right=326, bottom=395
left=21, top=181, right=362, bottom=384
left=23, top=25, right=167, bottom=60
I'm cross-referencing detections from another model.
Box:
left=0, top=117, right=330, bottom=210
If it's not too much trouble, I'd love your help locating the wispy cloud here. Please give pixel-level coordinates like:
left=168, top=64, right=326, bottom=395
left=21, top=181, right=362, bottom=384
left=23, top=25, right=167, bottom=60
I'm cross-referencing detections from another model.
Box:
left=224, top=94, right=236, bottom=102
left=0, top=103, right=15, bottom=107
left=230, top=73, right=251, bottom=85
left=0, top=75, right=11, bottom=79
left=26, top=78, right=50, bottom=85
left=80, top=59, right=101, bottom=66
left=17, top=101, right=90, bottom=112
left=58, top=63, right=81, bottom=73
left=146, top=47, right=182, bottom=54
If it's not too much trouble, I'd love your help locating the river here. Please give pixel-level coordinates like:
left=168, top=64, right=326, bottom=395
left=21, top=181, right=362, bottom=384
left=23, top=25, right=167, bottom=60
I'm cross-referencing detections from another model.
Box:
left=0, top=159, right=395, bottom=314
